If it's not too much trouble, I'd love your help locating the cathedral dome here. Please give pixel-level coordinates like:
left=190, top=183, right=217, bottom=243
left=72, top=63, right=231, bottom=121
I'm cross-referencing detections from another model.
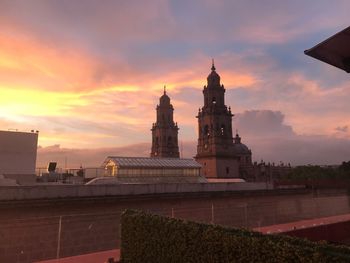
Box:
left=233, top=143, right=250, bottom=155
left=233, top=133, right=251, bottom=155
left=159, top=86, right=171, bottom=106
left=207, top=60, right=221, bottom=86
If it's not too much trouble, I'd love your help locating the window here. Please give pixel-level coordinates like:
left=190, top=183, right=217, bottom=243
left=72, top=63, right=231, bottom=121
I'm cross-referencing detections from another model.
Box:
left=226, top=167, right=229, bottom=174
left=204, top=125, right=209, bottom=137
left=212, top=97, right=216, bottom=104
left=221, top=124, right=225, bottom=136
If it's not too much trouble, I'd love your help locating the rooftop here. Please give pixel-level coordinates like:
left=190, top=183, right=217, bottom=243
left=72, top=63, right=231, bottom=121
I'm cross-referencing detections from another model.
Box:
left=103, top=156, right=202, bottom=169
left=304, top=26, right=350, bottom=73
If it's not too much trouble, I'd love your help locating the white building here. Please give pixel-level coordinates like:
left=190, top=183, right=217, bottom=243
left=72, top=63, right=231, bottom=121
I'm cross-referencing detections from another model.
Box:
left=0, top=130, right=38, bottom=184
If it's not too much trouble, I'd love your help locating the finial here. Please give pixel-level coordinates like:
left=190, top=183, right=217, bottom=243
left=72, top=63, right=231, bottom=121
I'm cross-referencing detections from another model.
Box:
left=234, top=129, right=241, bottom=144
left=211, top=58, right=216, bottom=71
left=163, top=85, right=166, bottom=95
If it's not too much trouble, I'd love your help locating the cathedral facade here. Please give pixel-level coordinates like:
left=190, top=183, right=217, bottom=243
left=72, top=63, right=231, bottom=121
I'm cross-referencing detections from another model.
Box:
left=149, top=63, right=253, bottom=179
left=150, top=87, right=180, bottom=158
left=195, top=62, right=252, bottom=178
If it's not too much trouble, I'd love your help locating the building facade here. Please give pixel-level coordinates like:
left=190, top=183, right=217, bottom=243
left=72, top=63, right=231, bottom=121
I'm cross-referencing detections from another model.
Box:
left=195, top=61, right=252, bottom=178
left=195, top=62, right=242, bottom=178
left=150, top=87, right=180, bottom=158
left=0, top=130, right=38, bottom=184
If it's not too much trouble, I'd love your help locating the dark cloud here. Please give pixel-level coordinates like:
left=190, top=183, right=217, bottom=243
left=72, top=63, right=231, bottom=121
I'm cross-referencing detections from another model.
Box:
left=37, top=141, right=197, bottom=168
left=36, top=109, right=350, bottom=167
left=335, top=126, right=348, bottom=133
left=37, top=136, right=350, bottom=168
left=234, top=110, right=295, bottom=138
left=233, top=110, right=350, bottom=165
left=37, top=143, right=150, bottom=168
left=249, top=136, right=350, bottom=166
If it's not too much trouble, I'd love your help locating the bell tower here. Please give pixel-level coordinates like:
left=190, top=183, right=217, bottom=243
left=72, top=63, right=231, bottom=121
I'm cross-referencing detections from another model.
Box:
left=195, top=61, right=239, bottom=178
left=151, top=87, right=180, bottom=158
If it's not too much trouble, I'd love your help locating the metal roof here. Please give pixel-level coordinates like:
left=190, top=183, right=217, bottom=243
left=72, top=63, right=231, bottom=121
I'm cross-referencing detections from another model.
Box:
left=304, top=26, right=350, bottom=73
left=102, top=156, right=202, bottom=169
left=86, top=175, right=207, bottom=184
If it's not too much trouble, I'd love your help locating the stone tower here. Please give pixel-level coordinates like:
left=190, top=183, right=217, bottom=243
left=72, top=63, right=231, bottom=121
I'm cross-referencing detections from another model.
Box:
left=195, top=61, right=239, bottom=178
left=151, top=87, right=180, bottom=158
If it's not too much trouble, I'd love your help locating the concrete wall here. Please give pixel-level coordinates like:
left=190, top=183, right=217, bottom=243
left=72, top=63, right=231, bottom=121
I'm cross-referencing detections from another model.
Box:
left=0, top=175, right=18, bottom=186
left=3, top=174, right=36, bottom=185
left=0, top=130, right=38, bottom=184
left=0, top=182, right=272, bottom=201
left=1, top=189, right=350, bottom=263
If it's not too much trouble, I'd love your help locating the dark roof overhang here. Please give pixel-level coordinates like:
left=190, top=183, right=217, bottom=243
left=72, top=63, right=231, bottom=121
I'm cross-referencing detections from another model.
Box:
left=304, top=26, right=350, bottom=73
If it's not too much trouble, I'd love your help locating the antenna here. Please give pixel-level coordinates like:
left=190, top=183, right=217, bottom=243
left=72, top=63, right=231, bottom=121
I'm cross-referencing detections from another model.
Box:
left=211, top=58, right=216, bottom=71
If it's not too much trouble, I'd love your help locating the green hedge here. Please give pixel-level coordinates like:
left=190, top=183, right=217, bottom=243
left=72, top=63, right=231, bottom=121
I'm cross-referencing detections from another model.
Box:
left=281, top=164, right=350, bottom=180
left=120, top=210, right=350, bottom=263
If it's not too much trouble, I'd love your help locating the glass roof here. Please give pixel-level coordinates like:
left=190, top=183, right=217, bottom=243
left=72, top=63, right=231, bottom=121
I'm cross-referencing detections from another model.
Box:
left=87, top=175, right=207, bottom=184
left=102, top=156, right=202, bottom=169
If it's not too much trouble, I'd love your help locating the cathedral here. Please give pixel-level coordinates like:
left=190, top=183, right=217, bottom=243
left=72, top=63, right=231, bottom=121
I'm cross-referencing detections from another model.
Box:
left=150, top=62, right=253, bottom=179
left=194, top=61, right=251, bottom=178
left=150, top=87, right=180, bottom=158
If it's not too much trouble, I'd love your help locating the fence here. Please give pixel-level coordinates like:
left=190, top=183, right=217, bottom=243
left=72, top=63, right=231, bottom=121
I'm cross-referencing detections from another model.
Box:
left=1, top=191, right=350, bottom=262
left=35, top=167, right=106, bottom=183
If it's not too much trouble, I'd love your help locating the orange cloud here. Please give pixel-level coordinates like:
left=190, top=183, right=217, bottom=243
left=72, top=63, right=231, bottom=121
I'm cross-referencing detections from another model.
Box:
left=2, top=20, right=348, bottom=151
left=0, top=87, right=88, bottom=117
left=0, top=33, right=90, bottom=90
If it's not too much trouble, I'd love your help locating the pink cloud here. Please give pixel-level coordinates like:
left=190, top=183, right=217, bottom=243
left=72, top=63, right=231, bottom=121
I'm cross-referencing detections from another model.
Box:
left=1, top=0, right=350, bottom=166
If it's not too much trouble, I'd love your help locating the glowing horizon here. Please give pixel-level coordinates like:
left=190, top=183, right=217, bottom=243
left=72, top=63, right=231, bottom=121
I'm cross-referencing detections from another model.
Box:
left=0, top=0, right=350, bottom=164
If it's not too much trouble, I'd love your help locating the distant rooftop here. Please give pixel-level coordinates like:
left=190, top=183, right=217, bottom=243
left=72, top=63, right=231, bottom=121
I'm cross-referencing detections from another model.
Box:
left=0, top=129, right=39, bottom=134
left=103, top=156, right=202, bottom=169
left=304, top=26, right=350, bottom=73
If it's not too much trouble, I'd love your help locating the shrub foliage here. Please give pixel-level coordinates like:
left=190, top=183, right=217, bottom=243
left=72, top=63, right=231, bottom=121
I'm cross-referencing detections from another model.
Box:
left=120, top=210, right=350, bottom=263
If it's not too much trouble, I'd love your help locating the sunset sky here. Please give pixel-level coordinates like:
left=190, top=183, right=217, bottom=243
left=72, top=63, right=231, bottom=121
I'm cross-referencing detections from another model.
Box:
left=1, top=0, right=349, bottom=166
